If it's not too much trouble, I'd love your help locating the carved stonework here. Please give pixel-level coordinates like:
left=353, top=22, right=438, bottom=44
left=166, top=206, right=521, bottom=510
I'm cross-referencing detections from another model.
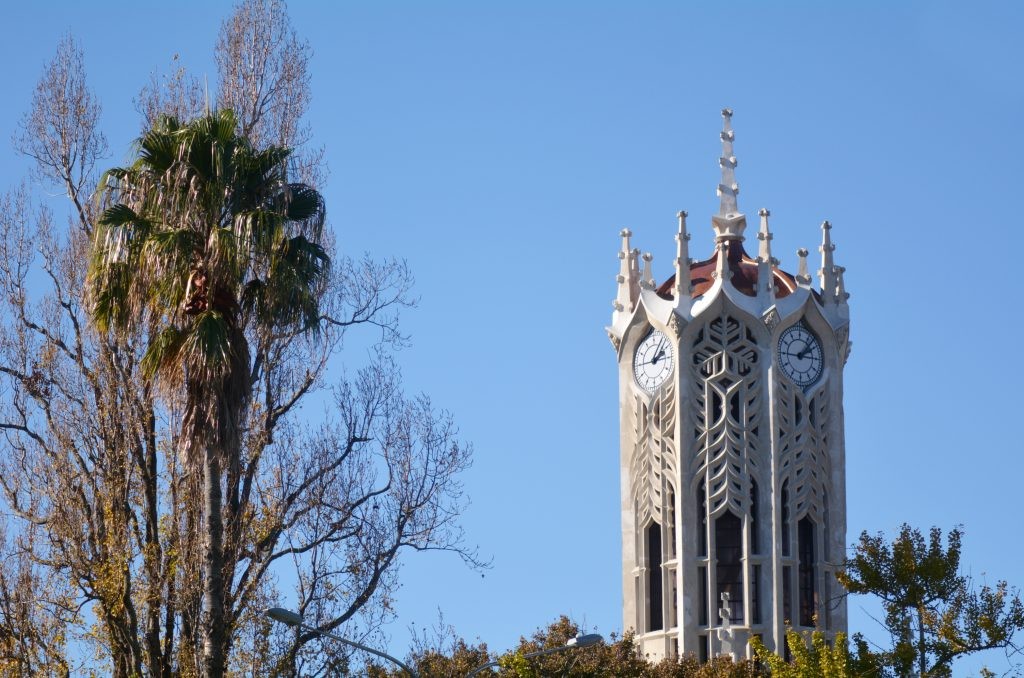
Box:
left=835, top=325, right=850, bottom=363
left=762, top=306, right=781, bottom=331
left=668, top=311, right=686, bottom=338
left=607, top=329, right=621, bottom=351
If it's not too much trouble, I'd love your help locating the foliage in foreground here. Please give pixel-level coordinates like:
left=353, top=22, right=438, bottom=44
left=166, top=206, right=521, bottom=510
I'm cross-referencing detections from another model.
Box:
left=369, top=616, right=761, bottom=678
left=839, top=524, right=1024, bottom=678
left=0, top=2, right=479, bottom=676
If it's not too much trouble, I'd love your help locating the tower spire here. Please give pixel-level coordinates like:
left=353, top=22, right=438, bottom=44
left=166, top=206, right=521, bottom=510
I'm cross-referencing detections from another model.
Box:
left=712, top=108, right=747, bottom=242
left=674, top=210, right=692, bottom=299
left=818, top=220, right=837, bottom=301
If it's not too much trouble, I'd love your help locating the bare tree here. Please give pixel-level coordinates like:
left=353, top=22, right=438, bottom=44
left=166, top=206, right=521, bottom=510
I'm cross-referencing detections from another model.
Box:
left=135, top=53, right=205, bottom=128
left=0, top=3, right=480, bottom=676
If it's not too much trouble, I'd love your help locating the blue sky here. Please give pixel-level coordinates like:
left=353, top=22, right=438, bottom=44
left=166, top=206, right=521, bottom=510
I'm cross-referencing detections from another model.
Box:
left=2, top=1, right=1023, bottom=674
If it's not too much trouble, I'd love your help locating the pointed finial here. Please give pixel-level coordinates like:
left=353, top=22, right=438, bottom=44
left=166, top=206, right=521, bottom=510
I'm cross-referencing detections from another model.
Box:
left=835, top=265, right=849, bottom=303
left=713, top=241, right=730, bottom=282
left=674, top=211, right=692, bottom=299
left=757, top=208, right=775, bottom=297
left=641, top=252, right=655, bottom=290
left=630, top=248, right=641, bottom=298
left=712, top=108, right=747, bottom=242
left=757, top=209, right=773, bottom=263
left=818, top=220, right=837, bottom=301
left=796, top=248, right=811, bottom=287
left=613, top=229, right=639, bottom=316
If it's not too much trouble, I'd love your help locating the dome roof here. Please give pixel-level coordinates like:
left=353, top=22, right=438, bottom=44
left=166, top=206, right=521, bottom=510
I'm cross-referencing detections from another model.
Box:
left=655, top=239, right=799, bottom=300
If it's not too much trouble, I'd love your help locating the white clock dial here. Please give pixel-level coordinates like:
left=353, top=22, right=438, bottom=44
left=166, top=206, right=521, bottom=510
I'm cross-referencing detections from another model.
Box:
left=633, top=330, right=674, bottom=393
left=777, top=325, right=823, bottom=387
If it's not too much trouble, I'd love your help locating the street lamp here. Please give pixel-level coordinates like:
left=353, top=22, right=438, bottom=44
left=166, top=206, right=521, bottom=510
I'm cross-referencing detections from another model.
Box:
left=465, top=632, right=603, bottom=677
left=264, top=607, right=418, bottom=678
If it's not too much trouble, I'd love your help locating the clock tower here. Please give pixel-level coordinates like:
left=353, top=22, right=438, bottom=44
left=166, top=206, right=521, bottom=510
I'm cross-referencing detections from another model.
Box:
left=607, top=110, right=851, bottom=661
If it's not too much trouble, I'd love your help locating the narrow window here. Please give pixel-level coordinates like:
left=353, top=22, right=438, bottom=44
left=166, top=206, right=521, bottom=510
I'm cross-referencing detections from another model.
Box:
left=750, top=480, right=760, bottom=554
left=699, top=635, right=709, bottom=663
left=699, top=566, right=709, bottom=626
left=781, top=480, right=791, bottom=557
left=783, top=565, right=792, bottom=624
left=715, top=512, right=744, bottom=624
left=752, top=564, right=762, bottom=625
left=798, top=517, right=816, bottom=627
left=668, top=488, right=677, bottom=558
left=647, top=522, right=663, bottom=632
left=823, top=492, right=831, bottom=562
left=698, top=480, right=708, bottom=557
left=669, top=569, right=678, bottom=628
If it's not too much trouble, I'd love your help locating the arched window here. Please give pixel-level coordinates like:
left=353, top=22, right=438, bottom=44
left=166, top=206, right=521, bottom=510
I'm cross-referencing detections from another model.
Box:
left=646, top=522, right=663, bottom=632
left=715, top=512, right=744, bottom=624
left=798, top=517, right=816, bottom=627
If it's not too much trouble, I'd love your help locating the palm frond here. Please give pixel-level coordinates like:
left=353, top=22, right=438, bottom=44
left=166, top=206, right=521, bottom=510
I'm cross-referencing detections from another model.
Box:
left=88, top=262, right=133, bottom=334
left=97, top=203, right=148, bottom=228
left=141, top=325, right=186, bottom=381
left=181, top=310, right=233, bottom=380
left=284, top=184, right=326, bottom=235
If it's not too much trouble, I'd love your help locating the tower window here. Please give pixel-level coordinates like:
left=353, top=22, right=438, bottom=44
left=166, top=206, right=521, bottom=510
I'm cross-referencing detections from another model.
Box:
left=669, top=567, right=678, bottom=628
left=699, top=566, right=709, bottom=626
left=646, top=522, right=663, bottom=632
left=752, top=564, right=762, bottom=625
left=798, top=517, right=816, bottom=627
left=750, top=480, right=760, bottom=554
left=698, top=480, right=707, bottom=557
left=715, top=512, right=744, bottom=624
left=781, top=480, right=791, bottom=557
left=668, top=488, right=677, bottom=558
left=783, top=565, right=793, bottom=624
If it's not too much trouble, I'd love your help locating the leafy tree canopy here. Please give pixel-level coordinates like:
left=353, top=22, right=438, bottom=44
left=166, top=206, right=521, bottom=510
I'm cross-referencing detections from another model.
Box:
left=839, top=524, right=1024, bottom=677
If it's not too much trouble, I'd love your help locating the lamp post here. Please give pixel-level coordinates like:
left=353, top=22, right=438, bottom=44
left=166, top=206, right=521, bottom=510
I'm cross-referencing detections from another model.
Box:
left=264, top=607, right=418, bottom=678
left=465, top=632, right=603, bottom=677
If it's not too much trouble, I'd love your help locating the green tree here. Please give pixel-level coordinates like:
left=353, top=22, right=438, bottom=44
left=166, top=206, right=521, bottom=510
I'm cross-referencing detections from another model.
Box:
left=371, top=616, right=761, bottom=677
left=88, top=107, right=328, bottom=676
left=1, top=3, right=478, bottom=676
left=750, top=629, right=879, bottom=678
left=838, top=525, right=1024, bottom=677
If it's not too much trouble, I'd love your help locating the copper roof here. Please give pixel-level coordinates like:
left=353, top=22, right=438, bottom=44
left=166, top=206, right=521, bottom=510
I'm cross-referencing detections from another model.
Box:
left=655, top=240, right=799, bottom=300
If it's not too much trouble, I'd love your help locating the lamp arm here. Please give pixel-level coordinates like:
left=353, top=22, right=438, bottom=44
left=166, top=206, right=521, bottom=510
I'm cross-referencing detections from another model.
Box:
left=300, top=623, right=418, bottom=678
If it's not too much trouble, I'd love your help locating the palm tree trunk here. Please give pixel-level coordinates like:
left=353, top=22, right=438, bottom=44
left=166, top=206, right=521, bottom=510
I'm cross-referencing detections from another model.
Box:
left=203, top=447, right=227, bottom=677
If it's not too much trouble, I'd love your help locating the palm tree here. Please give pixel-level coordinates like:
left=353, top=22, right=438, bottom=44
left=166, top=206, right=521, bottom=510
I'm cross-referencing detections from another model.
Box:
left=88, top=109, right=328, bottom=676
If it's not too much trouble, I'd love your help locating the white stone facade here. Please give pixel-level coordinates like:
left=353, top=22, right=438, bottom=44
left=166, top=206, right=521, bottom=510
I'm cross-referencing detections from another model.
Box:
left=607, top=110, right=851, bottom=662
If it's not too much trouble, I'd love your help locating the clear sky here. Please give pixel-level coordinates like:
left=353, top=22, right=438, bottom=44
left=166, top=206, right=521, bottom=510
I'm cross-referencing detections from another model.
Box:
left=2, top=1, right=1023, bottom=674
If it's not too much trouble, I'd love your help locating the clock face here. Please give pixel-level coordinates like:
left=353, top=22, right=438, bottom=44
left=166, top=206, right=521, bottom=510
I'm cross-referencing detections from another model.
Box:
left=634, top=330, right=674, bottom=393
left=777, top=325, right=824, bottom=387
